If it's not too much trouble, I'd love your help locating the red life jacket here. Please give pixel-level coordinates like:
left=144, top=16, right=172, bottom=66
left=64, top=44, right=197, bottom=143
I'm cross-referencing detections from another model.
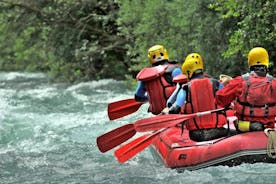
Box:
left=184, top=78, right=227, bottom=130
left=234, top=73, right=276, bottom=124
left=136, top=64, right=177, bottom=115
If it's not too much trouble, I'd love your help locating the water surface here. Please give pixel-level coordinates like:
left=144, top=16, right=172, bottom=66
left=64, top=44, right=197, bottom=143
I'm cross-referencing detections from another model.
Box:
left=0, top=72, right=275, bottom=184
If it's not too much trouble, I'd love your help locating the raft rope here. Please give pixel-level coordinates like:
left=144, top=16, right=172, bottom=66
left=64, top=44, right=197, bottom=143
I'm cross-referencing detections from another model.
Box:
left=264, top=128, right=276, bottom=159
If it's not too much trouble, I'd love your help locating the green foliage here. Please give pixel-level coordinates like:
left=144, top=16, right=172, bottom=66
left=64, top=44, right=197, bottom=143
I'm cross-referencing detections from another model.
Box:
left=118, top=0, right=275, bottom=78
left=0, top=0, right=128, bottom=82
left=0, top=15, right=47, bottom=72
left=210, top=0, right=276, bottom=74
left=117, top=0, right=235, bottom=78
left=118, top=0, right=188, bottom=73
left=0, top=0, right=275, bottom=82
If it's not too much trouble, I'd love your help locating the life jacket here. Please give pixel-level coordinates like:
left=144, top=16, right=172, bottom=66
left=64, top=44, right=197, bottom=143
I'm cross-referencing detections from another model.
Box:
left=183, top=78, right=227, bottom=130
left=136, top=64, right=178, bottom=115
left=234, top=72, right=276, bottom=124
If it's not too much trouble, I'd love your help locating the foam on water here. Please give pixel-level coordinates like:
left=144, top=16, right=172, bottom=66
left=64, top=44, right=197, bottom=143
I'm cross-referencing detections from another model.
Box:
left=1, top=72, right=276, bottom=184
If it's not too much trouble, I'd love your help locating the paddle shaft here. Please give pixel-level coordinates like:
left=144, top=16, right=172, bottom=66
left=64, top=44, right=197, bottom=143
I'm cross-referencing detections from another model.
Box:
left=114, top=108, right=225, bottom=163
left=134, top=108, right=225, bottom=132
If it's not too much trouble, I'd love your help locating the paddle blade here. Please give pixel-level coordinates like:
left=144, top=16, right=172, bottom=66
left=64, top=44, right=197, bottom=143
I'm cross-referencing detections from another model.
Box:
left=108, top=98, right=143, bottom=120
left=96, top=124, right=136, bottom=153
left=114, top=130, right=163, bottom=163
left=134, top=114, right=195, bottom=132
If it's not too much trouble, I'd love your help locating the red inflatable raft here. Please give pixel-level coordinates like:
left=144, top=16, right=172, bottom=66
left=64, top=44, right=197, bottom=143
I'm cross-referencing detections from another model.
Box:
left=150, top=117, right=276, bottom=171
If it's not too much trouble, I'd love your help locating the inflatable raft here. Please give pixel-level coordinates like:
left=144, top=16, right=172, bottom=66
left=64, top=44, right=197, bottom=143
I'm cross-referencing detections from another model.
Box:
left=150, top=117, right=276, bottom=171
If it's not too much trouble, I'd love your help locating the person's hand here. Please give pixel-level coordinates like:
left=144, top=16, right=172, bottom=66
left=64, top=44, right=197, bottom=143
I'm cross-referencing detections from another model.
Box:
left=161, top=107, right=169, bottom=115
left=219, top=74, right=232, bottom=86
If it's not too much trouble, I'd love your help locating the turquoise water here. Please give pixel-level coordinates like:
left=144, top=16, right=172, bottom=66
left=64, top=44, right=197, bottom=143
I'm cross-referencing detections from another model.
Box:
left=1, top=72, right=276, bottom=184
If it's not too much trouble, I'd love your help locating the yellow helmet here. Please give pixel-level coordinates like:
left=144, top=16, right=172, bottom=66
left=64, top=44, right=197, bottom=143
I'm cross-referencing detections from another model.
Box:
left=181, top=53, right=203, bottom=78
left=248, top=47, right=269, bottom=68
left=148, top=45, right=169, bottom=64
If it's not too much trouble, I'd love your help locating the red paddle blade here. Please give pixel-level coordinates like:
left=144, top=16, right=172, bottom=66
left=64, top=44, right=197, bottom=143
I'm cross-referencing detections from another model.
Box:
left=96, top=124, right=136, bottom=153
left=114, top=130, right=163, bottom=163
left=134, top=114, right=194, bottom=132
left=108, top=98, right=144, bottom=120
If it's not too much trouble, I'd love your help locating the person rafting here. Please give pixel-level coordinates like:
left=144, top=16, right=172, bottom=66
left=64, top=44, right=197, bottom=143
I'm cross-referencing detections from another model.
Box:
left=134, top=44, right=181, bottom=115
left=216, top=47, right=276, bottom=132
left=163, top=53, right=229, bottom=141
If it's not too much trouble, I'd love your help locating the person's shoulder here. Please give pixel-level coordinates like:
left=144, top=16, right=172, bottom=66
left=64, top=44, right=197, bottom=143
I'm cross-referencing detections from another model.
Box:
left=172, top=68, right=182, bottom=77
left=267, top=73, right=274, bottom=79
left=227, top=76, right=243, bottom=85
left=173, top=74, right=188, bottom=83
left=225, top=75, right=244, bottom=86
left=203, top=72, right=213, bottom=78
left=231, top=74, right=243, bottom=80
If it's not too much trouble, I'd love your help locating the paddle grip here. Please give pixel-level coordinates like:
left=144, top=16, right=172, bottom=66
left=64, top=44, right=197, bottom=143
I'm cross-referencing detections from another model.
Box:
left=197, top=111, right=211, bottom=116
left=196, top=108, right=225, bottom=117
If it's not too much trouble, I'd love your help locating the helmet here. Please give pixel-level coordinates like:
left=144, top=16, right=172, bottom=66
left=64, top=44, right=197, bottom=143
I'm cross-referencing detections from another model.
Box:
left=248, top=47, right=269, bottom=68
left=181, top=53, right=203, bottom=78
left=148, top=45, right=169, bottom=64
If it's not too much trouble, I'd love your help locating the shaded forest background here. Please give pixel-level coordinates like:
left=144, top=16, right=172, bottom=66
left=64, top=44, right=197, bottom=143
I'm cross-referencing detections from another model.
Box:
left=0, top=0, right=275, bottom=83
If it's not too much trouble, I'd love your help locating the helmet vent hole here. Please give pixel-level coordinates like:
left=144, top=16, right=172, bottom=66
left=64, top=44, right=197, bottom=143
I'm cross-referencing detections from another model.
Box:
left=160, top=53, right=164, bottom=56
left=153, top=55, right=156, bottom=59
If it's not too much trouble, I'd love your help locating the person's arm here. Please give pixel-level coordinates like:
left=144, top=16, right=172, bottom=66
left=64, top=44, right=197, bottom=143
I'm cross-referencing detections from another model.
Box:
left=172, top=68, right=182, bottom=78
left=218, top=83, right=224, bottom=90
left=134, top=81, right=148, bottom=102
left=168, top=88, right=186, bottom=114
left=167, top=83, right=180, bottom=107
left=167, top=68, right=187, bottom=107
left=216, top=77, right=243, bottom=107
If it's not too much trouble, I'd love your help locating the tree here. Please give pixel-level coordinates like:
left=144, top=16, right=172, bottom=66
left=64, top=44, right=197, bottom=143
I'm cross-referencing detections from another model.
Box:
left=117, top=0, right=234, bottom=78
left=0, top=0, right=274, bottom=82
left=210, top=0, right=276, bottom=75
left=0, top=0, right=128, bottom=82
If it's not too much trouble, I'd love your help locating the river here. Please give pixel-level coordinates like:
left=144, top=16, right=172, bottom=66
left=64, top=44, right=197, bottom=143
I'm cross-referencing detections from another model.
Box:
left=0, top=72, right=276, bottom=184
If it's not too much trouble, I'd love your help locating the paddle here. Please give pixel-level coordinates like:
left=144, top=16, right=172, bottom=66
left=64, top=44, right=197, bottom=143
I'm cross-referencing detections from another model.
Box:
left=112, top=108, right=226, bottom=163
left=114, top=130, right=163, bottom=163
left=114, top=108, right=226, bottom=163
left=97, top=111, right=165, bottom=153
left=108, top=98, right=144, bottom=120
left=134, top=108, right=225, bottom=132
left=96, top=123, right=136, bottom=153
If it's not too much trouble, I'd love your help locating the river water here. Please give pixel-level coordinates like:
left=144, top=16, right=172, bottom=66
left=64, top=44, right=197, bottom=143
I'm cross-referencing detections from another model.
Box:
left=0, top=72, right=276, bottom=184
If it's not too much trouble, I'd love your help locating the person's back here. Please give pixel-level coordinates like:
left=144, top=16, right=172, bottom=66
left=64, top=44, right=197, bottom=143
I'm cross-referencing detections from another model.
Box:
left=167, top=53, right=228, bottom=141
left=134, top=45, right=181, bottom=115
left=216, top=47, right=276, bottom=132
left=182, top=53, right=228, bottom=141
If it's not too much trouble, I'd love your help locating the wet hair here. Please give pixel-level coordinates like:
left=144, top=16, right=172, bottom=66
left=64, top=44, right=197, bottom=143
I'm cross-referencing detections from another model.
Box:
left=152, top=60, right=168, bottom=66
left=250, top=65, right=267, bottom=77
left=190, top=69, right=204, bottom=79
